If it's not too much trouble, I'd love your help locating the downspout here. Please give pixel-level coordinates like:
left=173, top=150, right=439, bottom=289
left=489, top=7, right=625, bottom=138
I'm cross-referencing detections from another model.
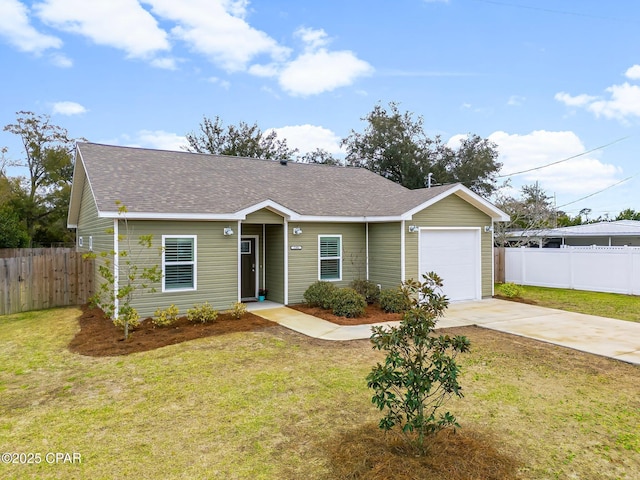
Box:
left=400, top=220, right=406, bottom=282
left=113, top=218, right=119, bottom=319
left=284, top=218, right=289, bottom=305
left=237, top=220, right=242, bottom=302
left=365, top=222, right=369, bottom=281
left=262, top=224, right=266, bottom=289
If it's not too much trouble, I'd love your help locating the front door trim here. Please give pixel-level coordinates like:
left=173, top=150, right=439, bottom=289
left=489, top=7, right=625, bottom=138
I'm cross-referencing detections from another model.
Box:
left=241, top=235, right=259, bottom=300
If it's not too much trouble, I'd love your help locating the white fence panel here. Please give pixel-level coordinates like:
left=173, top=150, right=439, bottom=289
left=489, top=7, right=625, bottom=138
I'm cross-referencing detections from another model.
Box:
left=505, top=246, right=640, bottom=295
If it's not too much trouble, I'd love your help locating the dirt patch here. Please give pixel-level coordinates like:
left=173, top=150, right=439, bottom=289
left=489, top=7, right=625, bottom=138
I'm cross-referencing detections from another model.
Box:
left=326, top=422, right=521, bottom=480
left=289, top=303, right=403, bottom=325
left=69, top=305, right=278, bottom=357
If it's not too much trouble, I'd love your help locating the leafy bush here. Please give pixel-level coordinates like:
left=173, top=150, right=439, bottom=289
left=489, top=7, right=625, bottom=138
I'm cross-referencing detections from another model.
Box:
left=331, top=288, right=366, bottom=318
left=112, top=304, right=141, bottom=332
left=229, top=301, right=247, bottom=319
left=379, top=288, right=411, bottom=313
left=303, top=281, right=337, bottom=309
left=152, top=304, right=179, bottom=327
left=350, top=279, right=380, bottom=305
left=367, top=272, right=471, bottom=452
left=186, top=302, right=218, bottom=323
left=498, top=282, right=522, bottom=298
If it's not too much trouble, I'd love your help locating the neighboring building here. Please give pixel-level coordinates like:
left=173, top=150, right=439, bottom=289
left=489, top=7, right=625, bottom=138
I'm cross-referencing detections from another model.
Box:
left=507, top=220, right=640, bottom=248
left=68, top=143, right=509, bottom=317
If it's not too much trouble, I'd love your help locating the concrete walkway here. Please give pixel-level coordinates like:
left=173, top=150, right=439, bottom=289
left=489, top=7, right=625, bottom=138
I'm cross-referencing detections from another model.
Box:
left=250, top=299, right=640, bottom=365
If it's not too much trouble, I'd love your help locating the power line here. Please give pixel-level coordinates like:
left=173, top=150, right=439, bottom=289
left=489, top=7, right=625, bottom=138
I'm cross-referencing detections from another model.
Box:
left=498, top=136, right=630, bottom=178
left=470, top=0, right=634, bottom=23
left=557, top=173, right=639, bottom=209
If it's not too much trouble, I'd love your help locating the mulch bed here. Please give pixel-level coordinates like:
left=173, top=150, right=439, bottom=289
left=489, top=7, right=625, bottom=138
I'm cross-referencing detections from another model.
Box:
left=289, top=303, right=403, bottom=325
left=69, top=305, right=278, bottom=357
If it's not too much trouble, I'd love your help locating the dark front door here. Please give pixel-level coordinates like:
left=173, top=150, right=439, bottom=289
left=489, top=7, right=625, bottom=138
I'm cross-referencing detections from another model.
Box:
left=241, top=238, right=256, bottom=298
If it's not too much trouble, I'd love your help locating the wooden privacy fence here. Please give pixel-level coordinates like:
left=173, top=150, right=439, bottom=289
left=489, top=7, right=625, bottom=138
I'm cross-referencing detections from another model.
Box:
left=0, top=248, right=94, bottom=315
left=494, top=247, right=505, bottom=283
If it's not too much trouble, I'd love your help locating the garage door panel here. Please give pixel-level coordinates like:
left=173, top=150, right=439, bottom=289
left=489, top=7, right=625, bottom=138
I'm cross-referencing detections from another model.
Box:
left=419, top=229, right=480, bottom=302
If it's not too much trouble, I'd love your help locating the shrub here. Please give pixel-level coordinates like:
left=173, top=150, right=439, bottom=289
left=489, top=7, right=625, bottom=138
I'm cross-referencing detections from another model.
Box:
left=367, top=272, right=471, bottom=452
left=186, top=302, right=218, bottom=323
left=112, top=305, right=141, bottom=332
left=229, top=301, right=247, bottom=319
left=152, top=304, right=179, bottom=327
left=303, top=281, right=337, bottom=309
left=331, top=288, right=366, bottom=318
left=350, top=279, right=380, bottom=305
left=499, top=282, right=522, bottom=298
left=379, top=288, right=411, bottom=313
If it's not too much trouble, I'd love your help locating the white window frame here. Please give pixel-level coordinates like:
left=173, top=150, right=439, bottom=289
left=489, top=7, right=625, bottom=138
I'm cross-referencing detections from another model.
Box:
left=318, top=234, right=342, bottom=281
left=162, top=235, right=197, bottom=292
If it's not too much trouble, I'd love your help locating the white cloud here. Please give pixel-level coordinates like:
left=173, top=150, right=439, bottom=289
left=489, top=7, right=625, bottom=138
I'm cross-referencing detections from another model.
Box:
left=278, top=49, right=373, bottom=96
left=0, top=0, right=61, bottom=53
left=35, top=0, right=170, bottom=58
left=555, top=92, right=597, bottom=107
left=587, top=83, right=640, bottom=120
left=295, top=27, right=329, bottom=51
left=150, top=57, right=178, bottom=70
left=488, top=130, right=622, bottom=195
left=625, top=64, right=640, bottom=80
left=555, top=66, right=640, bottom=121
left=507, top=95, right=525, bottom=107
left=135, top=130, right=188, bottom=151
left=49, top=52, right=73, bottom=67
left=146, top=0, right=289, bottom=72
left=52, top=101, right=87, bottom=115
left=268, top=124, right=343, bottom=155
left=207, top=76, right=231, bottom=89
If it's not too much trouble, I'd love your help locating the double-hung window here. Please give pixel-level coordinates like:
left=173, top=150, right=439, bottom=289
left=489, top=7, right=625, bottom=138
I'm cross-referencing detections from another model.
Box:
left=318, top=235, right=342, bottom=281
left=162, top=236, right=197, bottom=291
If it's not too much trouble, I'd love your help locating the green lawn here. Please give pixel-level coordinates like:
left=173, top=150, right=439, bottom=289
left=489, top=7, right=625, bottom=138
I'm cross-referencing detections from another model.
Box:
left=496, top=283, right=640, bottom=323
left=1, top=307, right=639, bottom=479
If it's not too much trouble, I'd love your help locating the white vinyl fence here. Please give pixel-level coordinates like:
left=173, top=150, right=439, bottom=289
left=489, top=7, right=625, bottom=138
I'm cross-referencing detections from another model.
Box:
left=505, top=246, right=640, bottom=295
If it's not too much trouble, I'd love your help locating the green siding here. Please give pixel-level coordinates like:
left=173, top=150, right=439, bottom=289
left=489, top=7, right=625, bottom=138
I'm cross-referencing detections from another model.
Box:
left=265, top=225, right=285, bottom=303
left=120, top=220, right=238, bottom=317
left=245, top=208, right=284, bottom=224
left=76, top=179, right=114, bottom=292
left=408, top=194, right=493, bottom=297
left=287, top=223, right=366, bottom=304
left=368, top=222, right=402, bottom=290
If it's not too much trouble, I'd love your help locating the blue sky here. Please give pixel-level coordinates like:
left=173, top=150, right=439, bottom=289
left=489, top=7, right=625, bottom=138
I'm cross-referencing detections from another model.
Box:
left=1, top=0, right=639, bottom=218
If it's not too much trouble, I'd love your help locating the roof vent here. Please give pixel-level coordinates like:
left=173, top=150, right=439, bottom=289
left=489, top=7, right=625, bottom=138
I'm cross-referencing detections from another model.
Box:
left=280, top=159, right=288, bottom=166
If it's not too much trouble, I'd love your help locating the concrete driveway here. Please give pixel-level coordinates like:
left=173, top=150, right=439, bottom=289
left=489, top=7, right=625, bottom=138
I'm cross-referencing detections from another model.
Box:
left=252, top=299, right=640, bottom=365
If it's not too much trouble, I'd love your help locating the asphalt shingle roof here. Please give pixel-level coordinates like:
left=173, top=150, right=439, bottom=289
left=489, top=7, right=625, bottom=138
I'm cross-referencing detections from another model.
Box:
left=77, top=142, right=458, bottom=218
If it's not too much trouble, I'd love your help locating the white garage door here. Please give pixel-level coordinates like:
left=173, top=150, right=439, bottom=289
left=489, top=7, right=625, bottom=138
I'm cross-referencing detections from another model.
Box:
left=419, top=229, right=480, bottom=302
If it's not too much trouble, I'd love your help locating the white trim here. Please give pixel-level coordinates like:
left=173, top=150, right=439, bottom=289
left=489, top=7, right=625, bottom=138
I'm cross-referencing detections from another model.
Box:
left=400, top=221, right=406, bottom=282
left=417, top=227, right=482, bottom=301
left=401, top=184, right=510, bottom=222
left=113, top=219, right=119, bottom=319
left=491, top=221, right=495, bottom=297
left=318, top=234, right=343, bottom=281
left=365, top=222, right=369, bottom=281
left=162, top=235, right=197, bottom=293
left=284, top=218, right=289, bottom=304
left=240, top=235, right=260, bottom=299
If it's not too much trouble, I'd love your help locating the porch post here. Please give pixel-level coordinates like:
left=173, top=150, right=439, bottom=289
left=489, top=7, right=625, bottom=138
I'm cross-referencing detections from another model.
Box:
left=284, top=218, right=289, bottom=305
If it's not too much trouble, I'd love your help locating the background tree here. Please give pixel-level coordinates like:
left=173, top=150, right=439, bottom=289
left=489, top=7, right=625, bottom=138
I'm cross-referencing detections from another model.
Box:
left=494, top=182, right=557, bottom=246
left=342, top=102, right=502, bottom=195
left=185, top=115, right=298, bottom=161
left=616, top=208, right=640, bottom=221
left=3, top=111, right=77, bottom=246
left=296, top=148, right=340, bottom=165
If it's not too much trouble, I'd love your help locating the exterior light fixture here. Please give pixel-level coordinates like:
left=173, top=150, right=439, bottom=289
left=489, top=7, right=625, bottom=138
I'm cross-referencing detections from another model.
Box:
left=408, top=225, right=419, bottom=233
left=484, top=226, right=494, bottom=233
left=293, top=227, right=302, bottom=235
left=223, top=227, right=234, bottom=236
